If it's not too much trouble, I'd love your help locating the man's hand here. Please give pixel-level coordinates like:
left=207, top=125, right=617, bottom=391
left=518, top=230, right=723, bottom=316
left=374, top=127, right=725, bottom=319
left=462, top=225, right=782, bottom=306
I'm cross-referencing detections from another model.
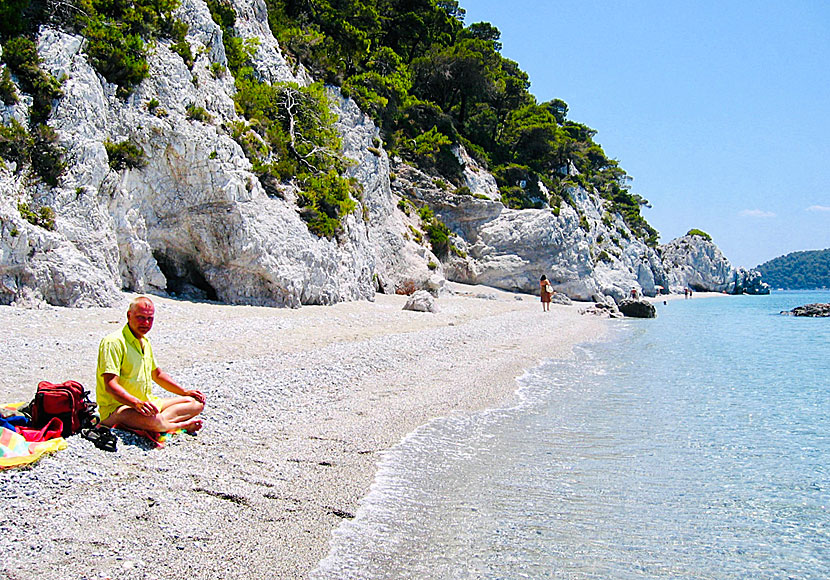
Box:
left=184, top=389, right=206, bottom=404
left=133, top=399, right=159, bottom=416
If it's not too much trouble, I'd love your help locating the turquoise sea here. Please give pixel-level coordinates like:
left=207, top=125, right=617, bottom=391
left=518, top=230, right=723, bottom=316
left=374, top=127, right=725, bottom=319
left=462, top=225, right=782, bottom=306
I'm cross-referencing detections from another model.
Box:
left=311, top=291, right=830, bottom=579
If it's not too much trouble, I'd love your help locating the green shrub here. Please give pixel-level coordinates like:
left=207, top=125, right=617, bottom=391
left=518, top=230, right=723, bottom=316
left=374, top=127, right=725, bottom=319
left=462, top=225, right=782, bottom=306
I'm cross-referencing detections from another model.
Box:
left=82, top=22, right=150, bottom=98
left=18, top=201, right=56, bottom=230
left=417, top=204, right=451, bottom=258
left=210, top=62, right=226, bottom=79
left=0, top=67, right=18, bottom=105
left=0, top=0, right=32, bottom=39
left=0, top=119, right=65, bottom=185
left=30, top=124, right=65, bottom=186
left=104, top=138, right=147, bottom=170
left=72, top=0, right=187, bottom=96
left=296, top=170, right=358, bottom=238
left=425, top=219, right=450, bottom=258
left=1, top=36, right=63, bottom=123
left=0, top=118, right=31, bottom=166
left=427, top=260, right=438, bottom=270
left=408, top=224, right=423, bottom=244
left=687, top=228, right=712, bottom=241
left=500, top=186, right=543, bottom=209
left=168, top=20, right=193, bottom=68
left=147, top=98, right=160, bottom=111
left=186, top=104, right=212, bottom=122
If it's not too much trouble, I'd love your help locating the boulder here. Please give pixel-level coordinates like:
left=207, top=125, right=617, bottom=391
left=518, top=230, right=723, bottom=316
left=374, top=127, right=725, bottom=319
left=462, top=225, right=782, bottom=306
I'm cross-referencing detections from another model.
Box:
left=403, top=290, right=437, bottom=313
left=618, top=298, right=656, bottom=318
left=550, top=292, right=572, bottom=305
left=782, top=303, right=830, bottom=317
left=580, top=301, right=622, bottom=318
left=425, top=274, right=449, bottom=296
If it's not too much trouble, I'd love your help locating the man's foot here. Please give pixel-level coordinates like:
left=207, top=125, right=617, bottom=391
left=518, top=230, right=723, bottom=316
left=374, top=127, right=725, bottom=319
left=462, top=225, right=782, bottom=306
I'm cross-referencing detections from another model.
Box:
left=182, top=418, right=203, bottom=434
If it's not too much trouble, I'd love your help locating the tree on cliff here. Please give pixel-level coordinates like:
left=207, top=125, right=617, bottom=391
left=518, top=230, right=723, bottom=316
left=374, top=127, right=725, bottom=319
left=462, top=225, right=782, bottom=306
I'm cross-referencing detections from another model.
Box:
left=264, top=0, right=658, bottom=245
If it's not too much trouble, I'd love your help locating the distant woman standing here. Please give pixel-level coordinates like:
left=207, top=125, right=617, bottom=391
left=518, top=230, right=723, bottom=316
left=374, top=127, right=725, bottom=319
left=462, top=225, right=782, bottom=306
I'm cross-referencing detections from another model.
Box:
left=540, top=275, right=553, bottom=312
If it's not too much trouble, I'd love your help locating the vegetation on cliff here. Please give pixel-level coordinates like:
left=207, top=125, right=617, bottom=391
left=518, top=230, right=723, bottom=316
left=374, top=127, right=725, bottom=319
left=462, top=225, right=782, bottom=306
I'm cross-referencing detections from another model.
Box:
left=756, top=249, right=830, bottom=289
left=686, top=229, right=712, bottom=241
left=1, top=0, right=658, bottom=245
left=264, top=0, right=658, bottom=245
left=207, top=0, right=360, bottom=238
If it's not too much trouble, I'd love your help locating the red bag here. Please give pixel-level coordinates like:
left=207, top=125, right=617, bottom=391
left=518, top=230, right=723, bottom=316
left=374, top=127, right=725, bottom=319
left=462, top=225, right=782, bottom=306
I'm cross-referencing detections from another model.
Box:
left=30, top=381, right=98, bottom=437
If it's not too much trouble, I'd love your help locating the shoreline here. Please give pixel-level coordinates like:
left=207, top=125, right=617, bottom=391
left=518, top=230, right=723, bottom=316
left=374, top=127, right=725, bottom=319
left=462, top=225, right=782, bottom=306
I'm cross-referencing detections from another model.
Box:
left=1, top=284, right=608, bottom=579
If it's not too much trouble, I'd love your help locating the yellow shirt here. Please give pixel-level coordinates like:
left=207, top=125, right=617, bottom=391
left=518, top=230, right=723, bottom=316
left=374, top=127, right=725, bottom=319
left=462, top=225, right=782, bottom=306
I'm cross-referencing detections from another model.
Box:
left=96, top=325, right=160, bottom=421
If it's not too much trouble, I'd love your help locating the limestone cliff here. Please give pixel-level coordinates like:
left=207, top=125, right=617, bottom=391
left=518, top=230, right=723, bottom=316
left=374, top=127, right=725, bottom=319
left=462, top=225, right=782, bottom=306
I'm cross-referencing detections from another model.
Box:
left=391, top=160, right=669, bottom=302
left=0, top=0, right=762, bottom=307
left=660, top=234, right=769, bottom=295
left=1, top=0, right=436, bottom=307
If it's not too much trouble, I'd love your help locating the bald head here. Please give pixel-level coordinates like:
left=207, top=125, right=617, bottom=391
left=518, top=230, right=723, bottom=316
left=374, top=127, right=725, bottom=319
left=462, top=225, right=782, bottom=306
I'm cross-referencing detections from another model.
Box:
left=127, top=296, right=155, bottom=339
left=129, top=296, right=154, bottom=312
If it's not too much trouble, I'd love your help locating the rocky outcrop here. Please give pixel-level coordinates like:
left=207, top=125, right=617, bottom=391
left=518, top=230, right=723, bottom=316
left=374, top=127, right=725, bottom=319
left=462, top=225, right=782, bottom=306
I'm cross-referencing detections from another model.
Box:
left=782, top=303, right=830, bottom=317
left=733, top=267, right=770, bottom=295
left=617, top=298, right=656, bottom=318
left=580, top=299, right=622, bottom=318
left=660, top=234, right=769, bottom=295
left=660, top=234, right=734, bottom=293
left=391, top=161, right=670, bottom=303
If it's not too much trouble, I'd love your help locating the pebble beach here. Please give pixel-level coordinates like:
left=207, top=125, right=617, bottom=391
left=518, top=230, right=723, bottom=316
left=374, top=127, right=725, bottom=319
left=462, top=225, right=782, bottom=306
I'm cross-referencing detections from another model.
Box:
left=0, top=283, right=607, bottom=580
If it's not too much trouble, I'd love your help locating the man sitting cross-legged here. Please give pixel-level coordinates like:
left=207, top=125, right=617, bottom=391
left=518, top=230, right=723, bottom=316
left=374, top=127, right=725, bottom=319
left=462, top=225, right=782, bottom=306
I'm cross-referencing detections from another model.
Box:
left=96, top=296, right=205, bottom=434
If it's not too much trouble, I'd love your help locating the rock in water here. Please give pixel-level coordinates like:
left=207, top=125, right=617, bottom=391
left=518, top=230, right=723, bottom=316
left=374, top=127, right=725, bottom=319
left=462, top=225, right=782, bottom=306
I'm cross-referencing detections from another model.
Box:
left=618, top=298, right=656, bottom=318
left=782, top=303, right=830, bottom=317
left=403, top=290, right=437, bottom=313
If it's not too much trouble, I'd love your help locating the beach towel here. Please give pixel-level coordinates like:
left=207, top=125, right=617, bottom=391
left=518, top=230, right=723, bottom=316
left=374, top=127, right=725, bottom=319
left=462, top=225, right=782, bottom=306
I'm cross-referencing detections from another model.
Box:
left=115, top=426, right=186, bottom=448
left=0, top=403, right=67, bottom=469
left=0, top=426, right=67, bottom=469
left=2, top=402, right=65, bottom=441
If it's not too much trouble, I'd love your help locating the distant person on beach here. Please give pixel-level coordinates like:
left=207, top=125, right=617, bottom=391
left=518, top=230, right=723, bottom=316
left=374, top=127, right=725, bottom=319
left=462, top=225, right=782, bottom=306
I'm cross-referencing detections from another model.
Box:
left=540, top=275, right=553, bottom=312
left=96, top=296, right=205, bottom=433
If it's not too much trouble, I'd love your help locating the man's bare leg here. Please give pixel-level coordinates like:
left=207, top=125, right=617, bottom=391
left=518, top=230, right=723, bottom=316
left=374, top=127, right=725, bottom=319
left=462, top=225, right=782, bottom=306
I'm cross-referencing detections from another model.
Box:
left=101, top=396, right=204, bottom=433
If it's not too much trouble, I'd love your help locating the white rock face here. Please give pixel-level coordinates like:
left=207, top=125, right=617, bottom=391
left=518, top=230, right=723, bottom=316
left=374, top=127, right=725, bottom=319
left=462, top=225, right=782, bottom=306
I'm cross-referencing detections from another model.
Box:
left=660, top=234, right=736, bottom=293
left=392, top=159, right=669, bottom=302
left=659, top=234, right=770, bottom=295
left=0, top=1, right=750, bottom=308
left=0, top=4, right=424, bottom=307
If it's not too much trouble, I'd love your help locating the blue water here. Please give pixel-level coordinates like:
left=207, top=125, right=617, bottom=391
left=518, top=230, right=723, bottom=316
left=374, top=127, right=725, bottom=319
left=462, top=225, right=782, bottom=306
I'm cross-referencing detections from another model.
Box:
left=311, top=291, right=830, bottom=579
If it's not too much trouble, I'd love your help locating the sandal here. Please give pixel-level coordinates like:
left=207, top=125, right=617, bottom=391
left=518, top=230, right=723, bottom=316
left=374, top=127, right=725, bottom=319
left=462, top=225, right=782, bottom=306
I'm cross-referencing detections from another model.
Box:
left=81, top=427, right=118, bottom=452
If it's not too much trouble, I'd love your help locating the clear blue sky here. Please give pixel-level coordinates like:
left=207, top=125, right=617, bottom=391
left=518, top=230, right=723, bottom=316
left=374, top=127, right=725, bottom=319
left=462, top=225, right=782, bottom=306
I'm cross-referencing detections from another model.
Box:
left=461, top=1, right=830, bottom=268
